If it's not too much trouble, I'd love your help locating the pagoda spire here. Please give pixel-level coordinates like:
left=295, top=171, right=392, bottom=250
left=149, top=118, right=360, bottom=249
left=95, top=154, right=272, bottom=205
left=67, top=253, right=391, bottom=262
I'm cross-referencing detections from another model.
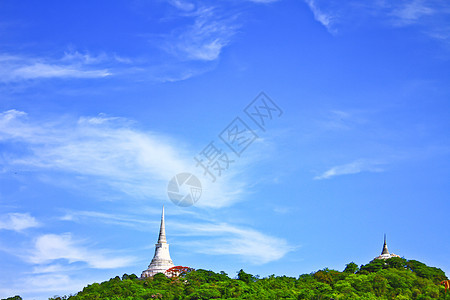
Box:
left=375, top=234, right=400, bottom=260
left=381, top=234, right=390, bottom=255
left=158, top=206, right=167, bottom=244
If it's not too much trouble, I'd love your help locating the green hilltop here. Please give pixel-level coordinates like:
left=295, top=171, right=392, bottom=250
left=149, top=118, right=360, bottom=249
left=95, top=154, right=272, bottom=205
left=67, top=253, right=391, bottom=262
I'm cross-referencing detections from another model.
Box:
left=3, top=257, right=449, bottom=300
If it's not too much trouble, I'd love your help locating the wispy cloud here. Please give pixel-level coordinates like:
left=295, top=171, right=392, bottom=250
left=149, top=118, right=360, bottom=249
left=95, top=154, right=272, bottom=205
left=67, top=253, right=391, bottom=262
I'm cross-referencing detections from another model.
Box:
left=168, top=0, right=195, bottom=11
left=304, top=0, right=334, bottom=32
left=22, top=274, right=81, bottom=293
left=61, top=50, right=122, bottom=65
left=376, top=0, right=450, bottom=43
left=247, top=0, right=280, bottom=3
left=0, top=52, right=113, bottom=82
left=28, top=233, right=134, bottom=269
left=3, top=273, right=104, bottom=300
left=178, top=222, right=295, bottom=264
left=164, top=6, right=239, bottom=61
left=0, top=109, right=249, bottom=208
left=314, top=159, right=385, bottom=180
left=0, top=213, right=40, bottom=232
left=152, top=0, right=280, bottom=81
left=0, top=215, right=134, bottom=297
left=302, top=1, right=450, bottom=42
left=385, top=1, right=450, bottom=43
left=146, top=61, right=215, bottom=83
left=389, top=0, right=434, bottom=26
left=59, top=210, right=158, bottom=229
left=58, top=209, right=294, bottom=265
left=0, top=109, right=190, bottom=198
left=317, top=109, right=367, bottom=131
left=11, top=63, right=110, bottom=80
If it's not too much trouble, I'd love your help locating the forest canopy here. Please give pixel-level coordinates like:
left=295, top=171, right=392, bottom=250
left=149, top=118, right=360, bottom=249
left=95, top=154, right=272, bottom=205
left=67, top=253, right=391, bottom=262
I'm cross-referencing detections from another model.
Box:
left=4, top=257, right=448, bottom=300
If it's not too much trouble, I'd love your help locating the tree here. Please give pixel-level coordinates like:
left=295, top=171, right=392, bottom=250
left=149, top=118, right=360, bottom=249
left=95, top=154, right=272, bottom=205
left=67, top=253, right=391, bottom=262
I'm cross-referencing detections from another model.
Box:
left=372, top=274, right=388, bottom=296
left=314, top=269, right=333, bottom=285
left=165, top=265, right=194, bottom=277
left=359, top=259, right=385, bottom=274
left=344, top=262, right=359, bottom=274
left=237, top=269, right=255, bottom=284
left=47, top=258, right=448, bottom=300
left=442, top=280, right=450, bottom=298
left=385, top=257, right=407, bottom=269
left=407, top=260, right=447, bottom=283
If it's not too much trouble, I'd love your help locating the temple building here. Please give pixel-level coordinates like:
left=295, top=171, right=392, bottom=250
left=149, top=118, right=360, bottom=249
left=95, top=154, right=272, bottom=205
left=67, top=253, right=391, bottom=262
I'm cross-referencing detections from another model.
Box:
left=141, top=206, right=175, bottom=278
left=374, top=234, right=400, bottom=260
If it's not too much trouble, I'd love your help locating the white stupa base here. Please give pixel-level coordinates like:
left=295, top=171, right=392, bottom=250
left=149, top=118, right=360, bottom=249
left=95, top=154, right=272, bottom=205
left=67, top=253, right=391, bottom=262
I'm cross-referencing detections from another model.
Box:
left=375, top=253, right=400, bottom=260
left=141, top=258, right=174, bottom=278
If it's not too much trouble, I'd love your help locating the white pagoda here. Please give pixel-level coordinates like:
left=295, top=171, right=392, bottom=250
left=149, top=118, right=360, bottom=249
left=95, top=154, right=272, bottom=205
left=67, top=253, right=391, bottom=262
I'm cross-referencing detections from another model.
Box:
left=374, top=234, right=400, bottom=260
left=141, top=206, right=174, bottom=278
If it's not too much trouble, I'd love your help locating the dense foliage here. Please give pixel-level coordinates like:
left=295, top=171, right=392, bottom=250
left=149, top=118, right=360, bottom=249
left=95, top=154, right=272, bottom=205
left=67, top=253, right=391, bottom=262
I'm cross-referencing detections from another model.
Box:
left=14, top=258, right=450, bottom=300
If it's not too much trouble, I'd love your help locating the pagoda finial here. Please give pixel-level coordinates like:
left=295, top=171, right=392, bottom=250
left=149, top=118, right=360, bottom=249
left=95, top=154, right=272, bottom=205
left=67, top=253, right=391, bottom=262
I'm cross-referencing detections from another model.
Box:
left=157, top=206, right=167, bottom=244
left=381, top=234, right=389, bottom=255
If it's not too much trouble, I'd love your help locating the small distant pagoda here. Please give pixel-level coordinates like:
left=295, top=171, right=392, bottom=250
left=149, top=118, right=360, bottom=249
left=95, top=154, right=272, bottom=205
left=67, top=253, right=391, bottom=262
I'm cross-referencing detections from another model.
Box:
left=374, top=234, right=400, bottom=260
left=141, top=206, right=175, bottom=278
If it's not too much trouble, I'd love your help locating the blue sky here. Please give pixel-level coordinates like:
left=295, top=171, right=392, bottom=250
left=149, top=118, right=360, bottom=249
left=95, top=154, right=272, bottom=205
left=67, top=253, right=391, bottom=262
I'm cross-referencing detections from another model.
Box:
left=1, top=0, right=449, bottom=298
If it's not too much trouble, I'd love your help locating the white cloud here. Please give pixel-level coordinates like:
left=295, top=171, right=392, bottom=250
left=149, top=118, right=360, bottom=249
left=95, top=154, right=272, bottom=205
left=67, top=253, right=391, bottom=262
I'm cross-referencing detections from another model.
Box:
left=176, top=222, right=295, bottom=264
left=301, top=1, right=450, bottom=42
left=0, top=109, right=249, bottom=208
left=390, top=0, right=434, bottom=26
left=24, top=274, right=73, bottom=291
left=304, top=0, right=334, bottom=32
left=273, top=206, right=291, bottom=214
left=61, top=51, right=108, bottom=64
left=248, top=0, right=279, bottom=3
left=11, top=63, right=111, bottom=79
left=59, top=206, right=199, bottom=227
left=29, top=233, right=134, bottom=269
left=165, top=7, right=239, bottom=61
left=143, top=3, right=242, bottom=81
left=316, top=109, right=369, bottom=131
left=8, top=273, right=100, bottom=300
left=0, top=53, right=112, bottom=82
left=314, top=159, right=385, bottom=180
left=0, top=110, right=188, bottom=198
left=0, top=266, right=105, bottom=299
left=59, top=210, right=158, bottom=229
left=168, top=0, right=195, bottom=11
left=146, top=61, right=215, bottom=83
left=32, top=264, right=75, bottom=274
left=0, top=213, right=40, bottom=232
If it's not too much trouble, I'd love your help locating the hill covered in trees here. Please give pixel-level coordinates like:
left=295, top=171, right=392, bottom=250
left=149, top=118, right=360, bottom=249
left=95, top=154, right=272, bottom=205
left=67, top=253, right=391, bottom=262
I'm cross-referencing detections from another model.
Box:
left=3, top=257, right=449, bottom=300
